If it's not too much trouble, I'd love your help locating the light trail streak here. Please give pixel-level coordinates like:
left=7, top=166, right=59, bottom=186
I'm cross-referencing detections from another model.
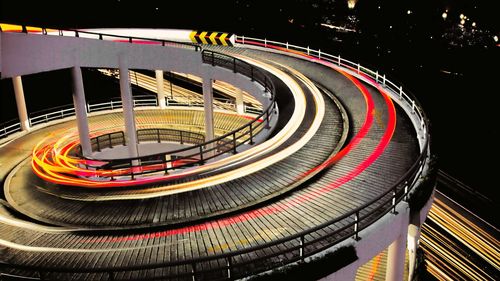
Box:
left=421, top=191, right=499, bottom=280
left=31, top=56, right=319, bottom=195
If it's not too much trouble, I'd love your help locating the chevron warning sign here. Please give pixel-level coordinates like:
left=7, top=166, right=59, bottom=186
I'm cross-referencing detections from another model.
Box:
left=189, top=31, right=234, bottom=46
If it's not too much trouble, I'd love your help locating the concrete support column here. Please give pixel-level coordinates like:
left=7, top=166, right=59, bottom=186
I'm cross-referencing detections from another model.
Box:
left=12, top=76, right=30, bottom=131
left=119, top=61, right=139, bottom=158
left=71, top=67, right=92, bottom=157
left=385, top=233, right=407, bottom=281
left=235, top=88, right=245, bottom=114
left=155, top=69, right=166, bottom=109
left=407, top=224, right=421, bottom=281
left=202, top=75, right=215, bottom=142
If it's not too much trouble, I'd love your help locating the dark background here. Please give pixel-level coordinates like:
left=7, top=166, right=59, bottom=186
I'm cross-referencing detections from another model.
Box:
left=1, top=0, right=498, bottom=199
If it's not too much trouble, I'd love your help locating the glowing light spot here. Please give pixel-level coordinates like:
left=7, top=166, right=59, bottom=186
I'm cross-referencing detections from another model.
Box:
left=442, top=12, right=448, bottom=20
left=347, top=0, right=357, bottom=9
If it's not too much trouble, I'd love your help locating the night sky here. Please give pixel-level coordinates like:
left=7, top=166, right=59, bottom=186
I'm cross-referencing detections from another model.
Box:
left=1, top=0, right=498, bottom=199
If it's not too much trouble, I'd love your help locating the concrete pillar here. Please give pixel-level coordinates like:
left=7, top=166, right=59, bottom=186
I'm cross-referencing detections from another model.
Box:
left=155, top=69, right=166, bottom=109
left=202, top=75, right=215, bottom=142
left=71, top=67, right=92, bottom=157
left=119, top=61, right=139, bottom=158
left=235, top=88, right=245, bottom=114
left=407, top=224, right=421, bottom=281
left=385, top=233, right=407, bottom=281
left=12, top=76, right=30, bottom=131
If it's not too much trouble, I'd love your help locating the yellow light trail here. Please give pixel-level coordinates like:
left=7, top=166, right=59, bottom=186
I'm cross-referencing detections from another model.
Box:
left=421, top=191, right=499, bottom=280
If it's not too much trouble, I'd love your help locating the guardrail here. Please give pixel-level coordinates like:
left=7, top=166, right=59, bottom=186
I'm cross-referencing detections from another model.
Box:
left=82, top=50, right=276, bottom=177
left=0, top=119, right=21, bottom=139
left=0, top=35, right=430, bottom=280
left=0, top=23, right=201, bottom=52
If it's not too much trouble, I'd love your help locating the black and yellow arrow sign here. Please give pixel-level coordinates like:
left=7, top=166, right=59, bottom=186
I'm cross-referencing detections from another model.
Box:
left=189, top=31, right=234, bottom=46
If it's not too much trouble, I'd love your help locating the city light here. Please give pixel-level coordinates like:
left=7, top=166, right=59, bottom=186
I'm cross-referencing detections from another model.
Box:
left=494, top=36, right=498, bottom=42
left=442, top=12, right=448, bottom=20
left=347, top=0, right=357, bottom=9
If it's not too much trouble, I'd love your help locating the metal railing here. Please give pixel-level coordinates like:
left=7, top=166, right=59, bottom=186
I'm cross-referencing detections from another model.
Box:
left=87, top=129, right=205, bottom=154
left=0, top=35, right=430, bottom=280
left=0, top=119, right=21, bottom=139
left=0, top=23, right=201, bottom=52
left=81, top=51, right=276, bottom=177
left=87, top=95, right=158, bottom=113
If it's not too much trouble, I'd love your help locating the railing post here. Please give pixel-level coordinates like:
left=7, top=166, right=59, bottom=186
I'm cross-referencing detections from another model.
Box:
left=109, top=133, right=113, bottom=148
left=403, top=181, right=409, bottom=202
left=180, top=131, right=184, bottom=144
left=157, top=129, right=161, bottom=143
left=250, top=67, right=254, bottom=81
left=399, top=86, right=403, bottom=100
left=357, top=63, right=360, bottom=74
left=338, top=55, right=341, bottom=66
left=191, top=263, right=197, bottom=281
left=249, top=123, right=254, bottom=144
left=383, top=74, right=386, bottom=86
left=242, top=35, right=245, bottom=44
left=233, top=57, right=236, bottom=73
left=307, top=46, right=310, bottom=55
left=211, top=51, right=215, bottom=66
left=264, top=38, right=267, bottom=48
left=233, top=132, right=237, bottom=154
left=392, top=188, right=398, bottom=214
left=130, top=160, right=135, bottom=180
left=411, top=100, right=415, bottom=113
left=318, top=49, right=321, bottom=59
left=286, top=41, right=289, bottom=49
left=99, top=34, right=103, bottom=40
left=375, top=71, right=379, bottom=83
left=299, top=235, right=305, bottom=262
left=227, top=257, right=233, bottom=280
left=199, top=146, right=204, bottom=163
left=96, top=137, right=101, bottom=152
left=354, top=211, right=360, bottom=241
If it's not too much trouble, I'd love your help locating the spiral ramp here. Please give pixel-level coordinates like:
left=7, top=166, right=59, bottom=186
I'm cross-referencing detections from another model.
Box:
left=0, top=28, right=434, bottom=280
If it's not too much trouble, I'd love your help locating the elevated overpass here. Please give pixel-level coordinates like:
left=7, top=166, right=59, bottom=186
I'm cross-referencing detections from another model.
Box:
left=0, top=25, right=434, bottom=280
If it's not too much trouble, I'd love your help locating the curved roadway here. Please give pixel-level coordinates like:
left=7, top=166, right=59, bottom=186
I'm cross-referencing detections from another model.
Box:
left=0, top=39, right=420, bottom=280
